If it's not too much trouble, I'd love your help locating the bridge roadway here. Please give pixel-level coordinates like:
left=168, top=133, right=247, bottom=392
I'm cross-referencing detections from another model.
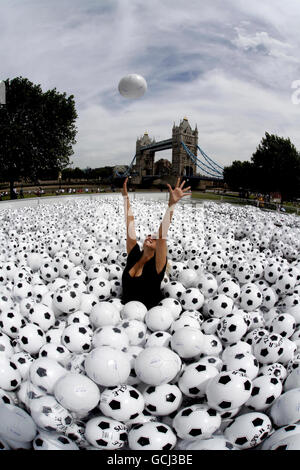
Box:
left=140, top=138, right=172, bottom=152
left=141, top=174, right=223, bottom=183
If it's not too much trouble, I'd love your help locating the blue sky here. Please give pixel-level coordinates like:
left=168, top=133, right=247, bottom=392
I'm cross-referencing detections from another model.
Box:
left=1, top=0, right=300, bottom=169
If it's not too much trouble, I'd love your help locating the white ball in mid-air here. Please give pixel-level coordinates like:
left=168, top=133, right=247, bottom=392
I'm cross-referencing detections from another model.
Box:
left=118, top=74, right=147, bottom=99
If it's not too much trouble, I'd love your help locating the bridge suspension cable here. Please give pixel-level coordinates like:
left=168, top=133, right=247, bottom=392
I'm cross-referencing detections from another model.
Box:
left=192, top=147, right=223, bottom=176
left=181, top=142, right=223, bottom=178
left=182, top=143, right=222, bottom=178
left=197, top=145, right=224, bottom=171
left=115, top=154, right=137, bottom=177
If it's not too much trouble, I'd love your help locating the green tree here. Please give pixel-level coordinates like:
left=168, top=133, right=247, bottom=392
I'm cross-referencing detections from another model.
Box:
left=0, top=77, right=77, bottom=198
left=251, top=133, right=300, bottom=201
left=223, top=160, right=255, bottom=192
left=90, top=166, right=113, bottom=179
left=62, top=167, right=85, bottom=181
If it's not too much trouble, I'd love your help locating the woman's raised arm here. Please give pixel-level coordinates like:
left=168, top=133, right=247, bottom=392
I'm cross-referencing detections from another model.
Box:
left=122, top=177, right=137, bottom=254
left=155, top=178, right=192, bottom=274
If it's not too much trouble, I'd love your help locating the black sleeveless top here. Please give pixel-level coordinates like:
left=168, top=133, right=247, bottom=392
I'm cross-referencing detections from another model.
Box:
left=122, top=243, right=167, bottom=310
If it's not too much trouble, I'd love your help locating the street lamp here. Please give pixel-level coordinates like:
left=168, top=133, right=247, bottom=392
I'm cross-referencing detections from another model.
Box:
left=58, top=171, right=62, bottom=190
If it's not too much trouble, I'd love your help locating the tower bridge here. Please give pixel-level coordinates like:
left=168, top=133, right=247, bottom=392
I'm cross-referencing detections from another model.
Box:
left=115, top=117, right=224, bottom=189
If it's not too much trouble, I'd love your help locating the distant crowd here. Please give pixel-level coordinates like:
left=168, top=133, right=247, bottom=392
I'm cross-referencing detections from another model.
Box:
left=0, top=186, right=115, bottom=201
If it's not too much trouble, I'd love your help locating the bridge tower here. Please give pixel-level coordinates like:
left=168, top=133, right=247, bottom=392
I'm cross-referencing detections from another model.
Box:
left=172, top=117, right=198, bottom=176
left=131, top=118, right=198, bottom=184
left=133, top=132, right=156, bottom=178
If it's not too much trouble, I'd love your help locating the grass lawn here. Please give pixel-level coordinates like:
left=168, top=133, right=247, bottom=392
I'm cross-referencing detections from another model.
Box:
left=191, top=192, right=300, bottom=215
left=191, top=192, right=244, bottom=204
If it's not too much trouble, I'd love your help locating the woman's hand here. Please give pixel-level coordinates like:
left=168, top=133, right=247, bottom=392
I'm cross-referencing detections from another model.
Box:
left=166, top=177, right=192, bottom=206
left=122, top=177, right=128, bottom=197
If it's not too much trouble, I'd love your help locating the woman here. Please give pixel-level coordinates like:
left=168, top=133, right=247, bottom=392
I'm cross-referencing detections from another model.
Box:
left=121, top=177, right=192, bottom=309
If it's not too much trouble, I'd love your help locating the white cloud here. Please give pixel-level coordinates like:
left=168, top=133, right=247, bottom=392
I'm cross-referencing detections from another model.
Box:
left=232, top=28, right=299, bottom=63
